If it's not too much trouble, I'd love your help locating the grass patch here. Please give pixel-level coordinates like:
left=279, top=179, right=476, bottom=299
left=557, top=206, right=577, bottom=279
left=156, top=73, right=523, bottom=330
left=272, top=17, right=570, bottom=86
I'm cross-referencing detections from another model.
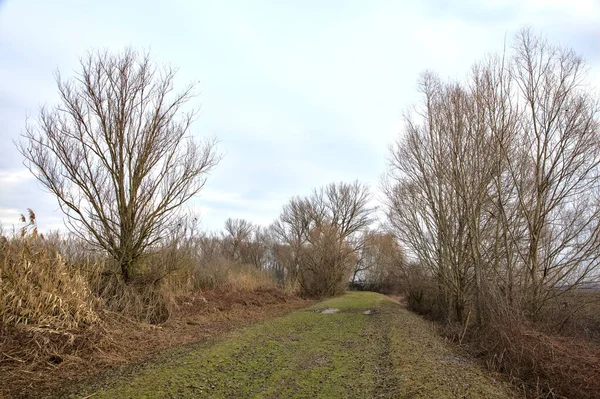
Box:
left=307, top=291, right=387, bottom=312
left=382, top=301, right=511, bottom=399
left=69, top=292, right=515, bottom=399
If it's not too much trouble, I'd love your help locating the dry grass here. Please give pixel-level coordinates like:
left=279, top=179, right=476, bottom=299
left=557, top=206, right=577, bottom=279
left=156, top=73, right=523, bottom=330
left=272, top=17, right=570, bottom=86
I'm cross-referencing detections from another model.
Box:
left=0, top=216, right=98, bottom=330
left=398, top=269, right=600, bottom=399
left=428, top=294, right=600, bottom=399
left=540, top=290, right=600, bottom=342
left=459, top=318, right=600, bottom=399
left=0, top=212, right=301, bottom=399
left=173, top=258, right=278, bottom=293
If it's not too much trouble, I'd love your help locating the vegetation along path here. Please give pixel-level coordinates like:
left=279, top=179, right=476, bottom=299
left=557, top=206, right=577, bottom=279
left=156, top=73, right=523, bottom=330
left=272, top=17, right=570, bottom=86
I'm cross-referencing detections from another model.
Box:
left=69, top=292, right=515, bottom=398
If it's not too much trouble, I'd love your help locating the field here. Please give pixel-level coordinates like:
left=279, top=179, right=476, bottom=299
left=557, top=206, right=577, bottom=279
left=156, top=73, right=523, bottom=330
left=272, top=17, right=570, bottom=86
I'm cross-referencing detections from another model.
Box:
left=63, top=292, right=515, bottom=399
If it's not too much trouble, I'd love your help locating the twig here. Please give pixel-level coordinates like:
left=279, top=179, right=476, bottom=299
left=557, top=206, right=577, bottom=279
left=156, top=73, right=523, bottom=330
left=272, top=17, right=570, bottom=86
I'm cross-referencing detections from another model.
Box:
left=459, top=309, right=471, bottom=345
left=1, top=352, right=25, bottom=363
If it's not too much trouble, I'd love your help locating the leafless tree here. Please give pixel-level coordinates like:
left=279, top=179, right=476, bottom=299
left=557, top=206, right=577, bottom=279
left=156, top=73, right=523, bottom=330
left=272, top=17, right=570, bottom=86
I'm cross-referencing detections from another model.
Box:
left=274, top=181, right=374, bottom=297
left=352, top=230, right=405, bottom=291
left=385, top=29, right=600, bottom=325
left=507, top=29, right=600, bottom=315
left=221, top=218, right=254, bottom=262
left=241, top=226, right=269, bottom=269
left=272, top=196, right=313, bottom=282
left=196, top=232, right=222, bottom=267
left=18, top=48, right=220, bottom=283
left=221, top=218, right=269, bottom=269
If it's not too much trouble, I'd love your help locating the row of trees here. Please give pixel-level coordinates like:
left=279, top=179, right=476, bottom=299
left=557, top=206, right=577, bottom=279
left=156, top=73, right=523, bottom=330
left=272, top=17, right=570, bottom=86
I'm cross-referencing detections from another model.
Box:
left=18, top=48, right=403, bottom=298
left=21, top=29, right=597, bottom=308
left=189, top=192, right=404, bottom=297
left=272, top=182, right=404, bottom=297
left=384, top=29, right=600, bottom=324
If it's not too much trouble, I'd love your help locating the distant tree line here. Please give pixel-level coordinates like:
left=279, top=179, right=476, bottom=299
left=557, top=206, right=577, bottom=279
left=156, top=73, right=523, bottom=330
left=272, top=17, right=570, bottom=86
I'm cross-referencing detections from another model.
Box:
left=172, top=182, right=405, bottom=298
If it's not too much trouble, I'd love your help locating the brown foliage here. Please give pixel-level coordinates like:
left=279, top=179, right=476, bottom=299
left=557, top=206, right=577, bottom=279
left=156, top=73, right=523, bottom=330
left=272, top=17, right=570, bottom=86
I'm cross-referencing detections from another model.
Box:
left=273, top=181, right=374, bottom=298
left=461, top=319, right=600, bottom=399
left=0, top=211, right=295, bottom=398
left=0, top=212, right=98, bottom=330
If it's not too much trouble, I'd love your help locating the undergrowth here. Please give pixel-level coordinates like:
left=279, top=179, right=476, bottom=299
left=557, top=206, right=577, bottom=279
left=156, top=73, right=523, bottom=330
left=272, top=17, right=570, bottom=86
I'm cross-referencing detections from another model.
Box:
left=457, top=317, right=600, bottom=399
left=400, top=274, right=600, bottom=399
left=1, top=213, right=99, bottom=330
left=0, top=210, right=294, bottom=398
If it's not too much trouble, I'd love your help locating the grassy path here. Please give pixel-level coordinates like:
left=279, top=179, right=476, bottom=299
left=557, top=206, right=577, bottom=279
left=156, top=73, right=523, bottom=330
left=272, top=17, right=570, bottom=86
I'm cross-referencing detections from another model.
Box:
left=70, top=292, right=515, bottom=398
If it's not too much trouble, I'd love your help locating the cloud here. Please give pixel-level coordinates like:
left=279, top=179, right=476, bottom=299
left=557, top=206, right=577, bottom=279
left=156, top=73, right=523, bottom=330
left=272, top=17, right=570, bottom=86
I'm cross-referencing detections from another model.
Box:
left=0, top=169, right=32, bottom=185
left=0, top=0, right=598, bottom=233
left=0, top=208, right=22, bottom=227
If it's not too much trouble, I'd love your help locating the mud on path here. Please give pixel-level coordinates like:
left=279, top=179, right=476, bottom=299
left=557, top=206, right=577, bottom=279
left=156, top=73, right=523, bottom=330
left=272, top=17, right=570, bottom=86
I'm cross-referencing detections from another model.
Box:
left=64, top=292, right=516, bottom=398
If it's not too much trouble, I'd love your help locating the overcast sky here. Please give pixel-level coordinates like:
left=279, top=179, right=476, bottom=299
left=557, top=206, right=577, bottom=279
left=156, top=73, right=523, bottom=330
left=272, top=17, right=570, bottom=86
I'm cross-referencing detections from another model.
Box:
left=1, top=0, right=599, bottom=233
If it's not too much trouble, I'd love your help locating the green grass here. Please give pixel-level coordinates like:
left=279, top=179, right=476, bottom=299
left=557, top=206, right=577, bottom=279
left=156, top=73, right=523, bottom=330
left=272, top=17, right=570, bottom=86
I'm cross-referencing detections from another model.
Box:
left=71, top=292, right=515, bottom=399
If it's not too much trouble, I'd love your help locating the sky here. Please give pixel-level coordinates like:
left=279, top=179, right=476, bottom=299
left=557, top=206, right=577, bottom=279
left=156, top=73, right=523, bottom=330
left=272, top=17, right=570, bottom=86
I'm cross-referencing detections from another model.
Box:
left=1, top=0, right=599, bottom=233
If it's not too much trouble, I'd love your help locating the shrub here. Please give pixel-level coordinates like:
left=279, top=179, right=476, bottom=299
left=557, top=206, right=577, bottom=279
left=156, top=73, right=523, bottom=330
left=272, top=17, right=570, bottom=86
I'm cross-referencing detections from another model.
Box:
left=0, top=212, right=98, bottom=330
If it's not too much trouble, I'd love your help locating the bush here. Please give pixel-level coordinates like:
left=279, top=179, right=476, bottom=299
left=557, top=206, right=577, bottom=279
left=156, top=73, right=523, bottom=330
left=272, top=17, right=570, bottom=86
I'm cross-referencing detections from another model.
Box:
left=0, top=214, right=98, bottom=330
left=1, top=211, right=285, bottom=330
left=178, top=257, right=277, bottom=292
left=460, top=318, right=600, bottom=399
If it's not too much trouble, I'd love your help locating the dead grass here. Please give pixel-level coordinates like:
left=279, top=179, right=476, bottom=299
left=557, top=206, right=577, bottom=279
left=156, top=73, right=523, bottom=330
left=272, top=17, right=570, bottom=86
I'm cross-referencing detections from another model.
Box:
left=419, top=312, right=600, bottom=399
left=0, top=216, right=99, bottom=330
left=1, top=288, right=310, bottom=399
left=460, top=319, right=600, bottom=399
left=540, top=290, right=600, bottom=343
left=0, top=212, right=303, bottom=399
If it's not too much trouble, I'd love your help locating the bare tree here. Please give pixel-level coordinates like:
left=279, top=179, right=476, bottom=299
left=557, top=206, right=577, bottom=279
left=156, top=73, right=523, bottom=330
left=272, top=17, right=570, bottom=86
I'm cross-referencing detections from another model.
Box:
left=196, top=232, right=222, bottom=266
left=508, top=29, right=600, bottom=316
left=384, top=29, right=600, bottom=325
left=384, top=72, right=475, bottom=321
left=352, top=230, right=405, bottom=292
left=221, top=218, right=254, bottom=262
left=241, top=226, right=269, bottom=269
left=272, top=196, right=313, bottom=282
left=220, top=218, right=269, bottom=269
left=18, top=48, right=220, bottom=283
left=274, top=181, right=374, bottom=297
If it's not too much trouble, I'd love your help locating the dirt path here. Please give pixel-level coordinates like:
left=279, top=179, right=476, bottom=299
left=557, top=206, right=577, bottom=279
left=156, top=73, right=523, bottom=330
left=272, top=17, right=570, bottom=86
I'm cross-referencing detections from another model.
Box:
left=66, top=292, right=516, bottom=398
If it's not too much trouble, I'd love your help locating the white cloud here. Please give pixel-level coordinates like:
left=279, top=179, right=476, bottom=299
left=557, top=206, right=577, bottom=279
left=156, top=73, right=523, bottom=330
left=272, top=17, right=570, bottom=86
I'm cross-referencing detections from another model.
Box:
left=0, top=0, right=598, bottom=233
left=525, top=0, right=600, bottom=20
left=0, top=208, right=22, bottom=227
left=0, top=169, right=33, bottom=185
